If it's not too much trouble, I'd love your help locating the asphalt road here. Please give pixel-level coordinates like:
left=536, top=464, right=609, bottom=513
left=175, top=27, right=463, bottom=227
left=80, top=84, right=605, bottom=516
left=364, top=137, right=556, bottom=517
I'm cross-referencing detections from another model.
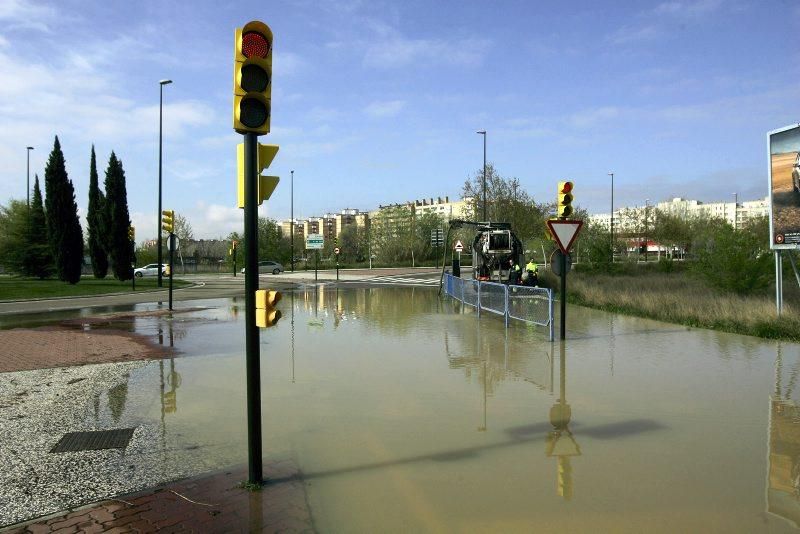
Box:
left=0, top=268, right=443, bottom=315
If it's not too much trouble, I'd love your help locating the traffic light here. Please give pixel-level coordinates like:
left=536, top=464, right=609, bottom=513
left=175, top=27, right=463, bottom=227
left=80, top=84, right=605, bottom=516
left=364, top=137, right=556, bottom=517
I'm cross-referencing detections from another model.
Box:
left=233, top=21, right=273, bottom=135
left=334, top=236, right=339, bottom=247
left=255, top=289, right=282, bottom=327
left=163, top=390, right=176, bottom=413
left=128, top=226, right=135, bottom=241
left=237, top=143, right=280, bottom=208
left=557, top=181, right=574, bottom=218
left=164, top=264, right=171, bottom=276
left=161, top=210, right=174, bottom=233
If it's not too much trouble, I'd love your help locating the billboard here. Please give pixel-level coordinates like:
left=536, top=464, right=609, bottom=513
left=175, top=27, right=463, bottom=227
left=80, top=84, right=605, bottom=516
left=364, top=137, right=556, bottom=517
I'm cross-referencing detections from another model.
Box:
left=769, top=124, right=800, bottom=249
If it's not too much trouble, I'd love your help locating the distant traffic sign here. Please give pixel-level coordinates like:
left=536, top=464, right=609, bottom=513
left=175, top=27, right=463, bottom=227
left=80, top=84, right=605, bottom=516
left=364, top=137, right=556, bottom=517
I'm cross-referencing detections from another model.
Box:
left=546, top=219, right=583, bottom=254
left=454, top=240, right=464, bottom=252
left=334, top=247, right=340, bottom=255
left=306, top=233, right=324, bottom=250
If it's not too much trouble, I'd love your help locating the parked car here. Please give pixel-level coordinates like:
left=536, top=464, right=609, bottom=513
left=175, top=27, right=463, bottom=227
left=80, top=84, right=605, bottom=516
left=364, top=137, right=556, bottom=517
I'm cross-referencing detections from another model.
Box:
left=241, top=260, right=284, bottom=275
left=134, top=263, right=167, bottom=278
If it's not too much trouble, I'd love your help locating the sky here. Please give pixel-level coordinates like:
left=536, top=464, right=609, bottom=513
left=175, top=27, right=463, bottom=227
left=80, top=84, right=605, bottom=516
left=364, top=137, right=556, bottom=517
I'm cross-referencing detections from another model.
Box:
left=1, top=0, right=799, bottom=240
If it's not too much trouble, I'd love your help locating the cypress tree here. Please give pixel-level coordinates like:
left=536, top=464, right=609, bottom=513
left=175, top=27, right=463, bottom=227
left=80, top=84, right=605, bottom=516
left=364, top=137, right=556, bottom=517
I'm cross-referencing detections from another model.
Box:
left=87, top=145, right=108, bottom=278
left=22, top=175, right=54, bottom=278
left=104, top=151, right=134, bottom=281
left=43, top=136, right=83, bottom=284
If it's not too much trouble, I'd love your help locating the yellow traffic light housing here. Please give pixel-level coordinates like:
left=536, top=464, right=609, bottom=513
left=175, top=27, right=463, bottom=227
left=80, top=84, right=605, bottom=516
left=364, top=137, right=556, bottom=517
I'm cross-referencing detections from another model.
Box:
left=163, top=390, right=176, bottom=413
left=164, top=264, right=171, bottom=276
left=161, top=210, right=175, bottom=233
left=237, top=143, right=280, bottom=208
left=233, top=21, right=273, bottom=135
left=128, top=226, right=135, bottom=241
left=557, top=181, right=574, bottom=218
left=255, top=289, right=282, bottom=327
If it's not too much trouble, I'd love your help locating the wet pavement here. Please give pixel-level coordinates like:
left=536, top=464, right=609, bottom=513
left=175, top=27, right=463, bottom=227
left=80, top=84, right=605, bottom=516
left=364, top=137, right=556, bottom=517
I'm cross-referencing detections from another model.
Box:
left=2, top=286, right=800, bottom=531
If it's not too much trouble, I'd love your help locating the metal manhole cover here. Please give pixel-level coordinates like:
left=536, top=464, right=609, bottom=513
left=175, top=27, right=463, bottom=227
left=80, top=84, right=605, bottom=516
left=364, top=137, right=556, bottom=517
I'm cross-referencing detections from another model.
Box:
left=50, top=428, right=136, bottom=453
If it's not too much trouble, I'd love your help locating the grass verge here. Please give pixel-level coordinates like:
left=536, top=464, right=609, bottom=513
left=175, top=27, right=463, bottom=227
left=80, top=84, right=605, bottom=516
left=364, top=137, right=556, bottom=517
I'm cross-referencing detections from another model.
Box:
left=541, top=271, right=800, bottom=342
left=0, top=276, right=191, bottom=300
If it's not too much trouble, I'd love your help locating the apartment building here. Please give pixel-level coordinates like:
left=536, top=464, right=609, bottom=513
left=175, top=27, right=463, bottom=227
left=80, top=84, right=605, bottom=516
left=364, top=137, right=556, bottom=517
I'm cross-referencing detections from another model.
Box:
left=590, top=196, right=769, bottom=231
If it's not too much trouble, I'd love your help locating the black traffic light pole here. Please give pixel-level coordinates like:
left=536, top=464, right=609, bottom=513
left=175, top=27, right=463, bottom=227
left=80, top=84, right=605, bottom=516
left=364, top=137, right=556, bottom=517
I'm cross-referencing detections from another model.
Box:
left=244, top=132, right=263, bottom=484
left=560, top=252, right=567, bottom=341
left=233, top=244, right=237, bottom=277
left=168, top=234, right=175, bottom=310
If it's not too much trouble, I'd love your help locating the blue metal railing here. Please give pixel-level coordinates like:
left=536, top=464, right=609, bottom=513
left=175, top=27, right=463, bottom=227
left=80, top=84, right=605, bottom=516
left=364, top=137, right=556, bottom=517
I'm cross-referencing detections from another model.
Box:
left=442, top=273, right=554, bottom=341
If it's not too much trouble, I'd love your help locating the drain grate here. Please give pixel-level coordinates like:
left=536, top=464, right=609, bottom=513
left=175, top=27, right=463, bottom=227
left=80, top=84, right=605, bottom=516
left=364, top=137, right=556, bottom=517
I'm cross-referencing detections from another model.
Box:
left=50, top=428, right=136, bottom=453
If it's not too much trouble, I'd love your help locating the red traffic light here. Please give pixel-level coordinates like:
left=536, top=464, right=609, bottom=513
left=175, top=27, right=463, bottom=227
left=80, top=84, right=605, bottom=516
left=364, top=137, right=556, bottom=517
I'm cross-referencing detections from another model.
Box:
left=242, top=31, right=270, bottom=58
left=559, top=181, right=573, bottom=194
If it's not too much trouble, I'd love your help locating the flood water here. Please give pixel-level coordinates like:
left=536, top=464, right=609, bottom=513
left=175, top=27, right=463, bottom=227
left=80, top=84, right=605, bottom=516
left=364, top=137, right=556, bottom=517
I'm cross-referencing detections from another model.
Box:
left=21, top=286, right=800, bottom=532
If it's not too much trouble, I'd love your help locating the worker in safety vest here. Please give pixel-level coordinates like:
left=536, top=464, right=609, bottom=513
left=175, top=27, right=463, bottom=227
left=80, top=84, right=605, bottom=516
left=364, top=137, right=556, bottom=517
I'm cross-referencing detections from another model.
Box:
left=525, top=259, right=539, bottom=286
left=509, top=259, right=522, bottom=284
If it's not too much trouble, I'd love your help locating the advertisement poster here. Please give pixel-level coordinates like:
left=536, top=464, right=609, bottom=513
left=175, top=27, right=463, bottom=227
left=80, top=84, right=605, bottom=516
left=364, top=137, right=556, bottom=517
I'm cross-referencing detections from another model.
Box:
left=769, top=124, right=800, bottom=248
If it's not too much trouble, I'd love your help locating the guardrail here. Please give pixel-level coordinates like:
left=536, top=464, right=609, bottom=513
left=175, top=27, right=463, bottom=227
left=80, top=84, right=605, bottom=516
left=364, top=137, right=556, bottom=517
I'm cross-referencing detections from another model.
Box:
left=442, top=273, right=554, bottom=341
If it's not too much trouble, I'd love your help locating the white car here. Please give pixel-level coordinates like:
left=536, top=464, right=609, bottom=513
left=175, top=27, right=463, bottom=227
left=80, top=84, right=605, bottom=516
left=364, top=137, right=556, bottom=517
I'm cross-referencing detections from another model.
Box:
left=241, top=260, right=284, bottom=275
left=134, top=263, right=168, bottom=277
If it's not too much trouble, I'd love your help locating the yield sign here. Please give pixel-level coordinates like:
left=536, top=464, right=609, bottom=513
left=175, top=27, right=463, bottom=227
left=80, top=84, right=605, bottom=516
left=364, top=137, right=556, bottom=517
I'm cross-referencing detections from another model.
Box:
left=547, top=219, right=583, bottom=254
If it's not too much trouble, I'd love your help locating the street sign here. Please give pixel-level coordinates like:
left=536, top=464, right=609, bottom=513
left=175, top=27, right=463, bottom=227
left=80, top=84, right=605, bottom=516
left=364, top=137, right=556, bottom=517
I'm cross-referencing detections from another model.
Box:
left=454, top=240, right=464, bottom=252
left=306, top=233, right=324, bottom=250
left=546, top=219, right=583, bottom=254
left=167, top=234, right=180, bottom=250
left=550, top=249, right=572, bottom=275
left=334, top=247, right=340, bottom=255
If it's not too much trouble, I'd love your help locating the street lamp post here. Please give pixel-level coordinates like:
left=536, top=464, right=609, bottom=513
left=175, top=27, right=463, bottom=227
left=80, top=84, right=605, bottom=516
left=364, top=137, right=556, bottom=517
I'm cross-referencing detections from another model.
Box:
left=290, top=170, right=294, bottom=273
left=644, top=199, right=650, bottom=263
left=733, top=192, right=738, bottom=230
left=157, top=79, right=172, bottom=289
left=26, top=147, right=34, bottom=208
left=608, top=172, right=614, bottom=263
left=477, top=130, right=486, bottom=221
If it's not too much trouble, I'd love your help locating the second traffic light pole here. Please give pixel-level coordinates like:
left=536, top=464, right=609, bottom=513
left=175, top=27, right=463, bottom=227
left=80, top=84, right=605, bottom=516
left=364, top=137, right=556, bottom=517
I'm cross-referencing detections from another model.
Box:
left=243, top=132, right=263, bottom=484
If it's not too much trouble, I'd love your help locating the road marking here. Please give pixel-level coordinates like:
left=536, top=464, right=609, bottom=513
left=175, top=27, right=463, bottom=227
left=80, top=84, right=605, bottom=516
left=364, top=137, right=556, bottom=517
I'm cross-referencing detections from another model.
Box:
left=356, top=275, right=440, bottom=286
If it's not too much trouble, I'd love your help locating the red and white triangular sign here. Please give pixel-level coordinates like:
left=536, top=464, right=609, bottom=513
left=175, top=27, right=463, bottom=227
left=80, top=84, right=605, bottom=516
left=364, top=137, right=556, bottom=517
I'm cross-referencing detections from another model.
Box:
left=547, top=219, right=583, bottom=254
left=454, top=240, right=464, bottom=252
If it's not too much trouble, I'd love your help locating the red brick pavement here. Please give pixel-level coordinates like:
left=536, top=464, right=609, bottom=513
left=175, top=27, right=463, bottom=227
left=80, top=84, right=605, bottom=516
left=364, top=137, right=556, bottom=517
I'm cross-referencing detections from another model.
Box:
left=3, top=461, right=315, bottom=533
left=0, top=327, right=171, bottom=373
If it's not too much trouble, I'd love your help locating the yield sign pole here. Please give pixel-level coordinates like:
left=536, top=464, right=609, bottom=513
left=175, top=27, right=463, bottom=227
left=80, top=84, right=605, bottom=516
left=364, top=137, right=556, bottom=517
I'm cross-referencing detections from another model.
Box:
left=546, top=219, right=583, bottom=340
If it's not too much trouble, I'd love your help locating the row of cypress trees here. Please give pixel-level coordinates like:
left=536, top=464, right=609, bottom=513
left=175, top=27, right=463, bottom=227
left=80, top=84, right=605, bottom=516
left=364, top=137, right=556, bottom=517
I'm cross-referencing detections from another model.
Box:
left=25, top=136, right=134, bottom=284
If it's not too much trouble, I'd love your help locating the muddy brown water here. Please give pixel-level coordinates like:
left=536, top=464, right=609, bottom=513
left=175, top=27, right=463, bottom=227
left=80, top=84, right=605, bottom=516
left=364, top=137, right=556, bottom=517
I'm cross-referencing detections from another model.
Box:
left=13, top=286, right=800, bottom=532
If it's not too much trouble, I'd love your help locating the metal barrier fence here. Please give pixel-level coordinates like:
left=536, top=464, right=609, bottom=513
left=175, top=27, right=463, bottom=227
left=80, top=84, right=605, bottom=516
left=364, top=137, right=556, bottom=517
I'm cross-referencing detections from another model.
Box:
left=442, top=273, right=554, bottom=340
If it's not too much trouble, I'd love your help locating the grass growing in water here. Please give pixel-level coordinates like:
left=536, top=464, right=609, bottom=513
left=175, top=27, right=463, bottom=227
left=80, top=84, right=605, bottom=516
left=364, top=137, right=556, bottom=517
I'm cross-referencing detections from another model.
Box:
left=545, top=270, right=800, bottom=342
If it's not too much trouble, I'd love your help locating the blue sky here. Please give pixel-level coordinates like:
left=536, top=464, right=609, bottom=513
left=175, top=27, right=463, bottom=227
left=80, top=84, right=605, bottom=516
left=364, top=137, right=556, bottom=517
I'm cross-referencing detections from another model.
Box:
left=1, top=0, right=798, bottom=239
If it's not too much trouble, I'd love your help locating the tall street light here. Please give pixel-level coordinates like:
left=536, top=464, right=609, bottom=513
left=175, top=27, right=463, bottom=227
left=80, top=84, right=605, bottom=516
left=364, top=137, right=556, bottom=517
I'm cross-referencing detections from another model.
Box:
left=644, top=199, right=650, bottom=263
left=157, top=79, right=172, bottom=288
left=608, top=172, right=614, bottom=263
left=733, top=192, right=738, bottom=230
left=477, top=130, right=486, bottom=221
left=290, top=170, right=294, bottom=273
left=26, top=146, right=34, bottom=208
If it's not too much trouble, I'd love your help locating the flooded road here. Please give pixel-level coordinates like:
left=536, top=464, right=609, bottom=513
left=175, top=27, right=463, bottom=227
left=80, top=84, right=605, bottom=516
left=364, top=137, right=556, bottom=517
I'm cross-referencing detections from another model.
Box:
left=3, top=285, right=800, bottom=531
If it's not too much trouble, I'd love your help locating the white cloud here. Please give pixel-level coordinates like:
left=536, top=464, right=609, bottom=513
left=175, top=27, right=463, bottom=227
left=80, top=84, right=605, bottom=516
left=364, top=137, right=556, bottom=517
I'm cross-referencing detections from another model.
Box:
left=364, top=36, right=490, bottom=68
left=607, top=25, right=660, bottom=45
left=364, top=99, right=405, bottom=118
left=0, top=0, right=58, bottom=31
left=654, top=0, right=723, bottom=18
left=569, top=106, right=621, bottom=128
left=192, top=201, right=243, bottom=238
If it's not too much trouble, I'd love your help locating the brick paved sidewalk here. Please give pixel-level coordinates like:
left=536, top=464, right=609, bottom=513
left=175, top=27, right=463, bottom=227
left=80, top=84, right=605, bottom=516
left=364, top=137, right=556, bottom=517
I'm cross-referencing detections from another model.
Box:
left=4, top=461, right=315, bottom=534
